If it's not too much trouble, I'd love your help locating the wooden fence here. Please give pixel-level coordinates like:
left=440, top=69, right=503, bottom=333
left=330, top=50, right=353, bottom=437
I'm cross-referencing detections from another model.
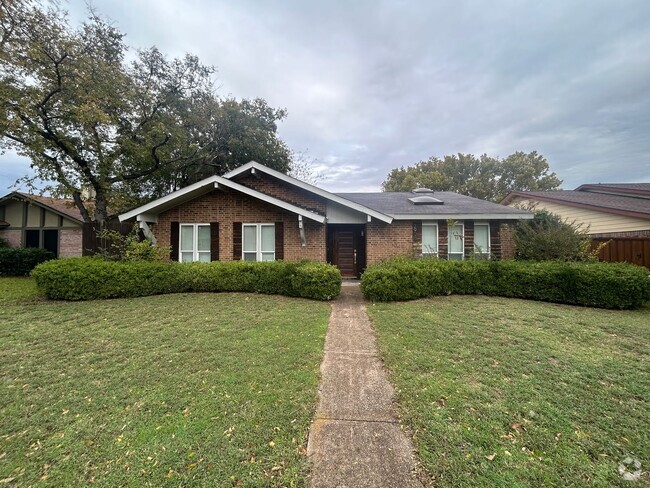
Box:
left=591, top=238, right=650, bottom=268
left=82, top=221, right=136, bottom=256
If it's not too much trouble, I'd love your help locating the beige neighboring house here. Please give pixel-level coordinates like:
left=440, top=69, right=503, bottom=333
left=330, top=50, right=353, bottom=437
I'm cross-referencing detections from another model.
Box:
left=501, top=183, right=650, bottom=267
left=0, top=192, right=85, bottom=258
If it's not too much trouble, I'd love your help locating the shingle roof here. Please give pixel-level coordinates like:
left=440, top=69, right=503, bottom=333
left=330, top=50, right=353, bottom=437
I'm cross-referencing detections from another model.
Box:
left=0, top=220, right=9, bottom=228
left=575, top=183, right=650, bottom=196
left=337, top=192, right=530, bottom=218
left=504, top=190, right=650, bottom=219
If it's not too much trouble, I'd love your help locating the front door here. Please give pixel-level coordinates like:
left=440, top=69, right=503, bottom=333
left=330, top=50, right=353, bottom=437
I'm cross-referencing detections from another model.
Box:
left=328, top=225, right=366, bottom=278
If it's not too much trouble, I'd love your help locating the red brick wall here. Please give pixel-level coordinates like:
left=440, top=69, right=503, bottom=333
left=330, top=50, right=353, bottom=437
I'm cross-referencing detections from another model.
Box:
left=59, top=229, right=83, bottom=257
left=0, top=229, right=21, bottom=248
left=499, top=223, right=515, bottom=259
left=154, top=189, right=325, bottom=262
left=366, top=221, right=414, bottom=265
left=237, top=175, right=327, bottom=214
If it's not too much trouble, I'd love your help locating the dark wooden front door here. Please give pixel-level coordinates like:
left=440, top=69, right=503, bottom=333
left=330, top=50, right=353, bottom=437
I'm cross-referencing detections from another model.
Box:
left=328, top=225, right=366, bottom=278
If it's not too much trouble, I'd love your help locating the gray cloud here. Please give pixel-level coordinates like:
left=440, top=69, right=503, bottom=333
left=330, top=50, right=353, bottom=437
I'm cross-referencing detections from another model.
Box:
left=2, top=0, right=649, bottom=195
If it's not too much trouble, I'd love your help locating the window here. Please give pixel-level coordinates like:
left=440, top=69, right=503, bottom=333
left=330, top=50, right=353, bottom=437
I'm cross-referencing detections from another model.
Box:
left=243, top=224, right=275, bottom=261
left=448, top=223, right=464, bottom=261
left=179, top=224, right=211, bottom=262
left=474, top=223, right=490, bottom=259
left=24, top=229, right=59, bottom=257
left=422, top=223, right=438, bottom=256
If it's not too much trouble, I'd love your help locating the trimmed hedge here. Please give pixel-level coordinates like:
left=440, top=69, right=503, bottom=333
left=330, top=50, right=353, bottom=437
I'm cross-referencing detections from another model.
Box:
left=31, top=258, right=342, bottom=301
left=360, top=257, right=650, bottom=309
left=0, top=248, right=55, bottom=276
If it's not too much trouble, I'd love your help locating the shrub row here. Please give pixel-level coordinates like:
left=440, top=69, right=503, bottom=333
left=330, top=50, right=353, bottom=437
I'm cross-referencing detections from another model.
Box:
left=31, top=258, right=342, bottom=301
left=360, top=257, right=650, bottom=309
left=0, top=248, right=55, bottom=276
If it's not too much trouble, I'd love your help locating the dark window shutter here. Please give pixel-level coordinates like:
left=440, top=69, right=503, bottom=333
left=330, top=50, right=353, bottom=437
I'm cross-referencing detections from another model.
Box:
left=233, top=222, right=242, bottom=260
left=275, top=221, right=284, bottom=260
left=210, top=222, right=219, bottom=261
left=413, top=221, right=422, bottom=245
left=170, top=222, right=179, bottom=261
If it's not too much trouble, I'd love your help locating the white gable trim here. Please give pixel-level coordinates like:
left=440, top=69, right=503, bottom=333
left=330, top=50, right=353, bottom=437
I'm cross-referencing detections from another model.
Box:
left=119, top=175, right=326, bottom=224
left=224, top=161, right=393, bottom=223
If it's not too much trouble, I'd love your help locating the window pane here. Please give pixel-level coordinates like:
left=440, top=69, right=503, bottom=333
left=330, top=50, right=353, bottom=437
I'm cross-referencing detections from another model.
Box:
left=198, top=252, right=211, bottom=263
left=25, top=229, right=40, bottom=248
left=449, top=225, right=463, bottom=253
left=261, top=225, right=275, bottom=252
left=180, top=226, right=193, bottom=251
left=448, top=253, right=463, bottom=261
left=181, top=252, right=194, bottom=262
left=243, top=226, right=257, bottom=252
left=422, top=225, right=437, bottom=253
left=474, top=225, right=489, bottom=253
left=243, top=252, right=257, bottom=261
left=261, top=252, right=275, bottom=262
left=197, top=225, right=211, bottom=251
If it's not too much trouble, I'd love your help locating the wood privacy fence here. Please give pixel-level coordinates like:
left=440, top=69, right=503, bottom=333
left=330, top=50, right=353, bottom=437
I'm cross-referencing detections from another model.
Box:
left=82, top=221, right=135, bottom=256
left=591, top=238, right=650, bottom=268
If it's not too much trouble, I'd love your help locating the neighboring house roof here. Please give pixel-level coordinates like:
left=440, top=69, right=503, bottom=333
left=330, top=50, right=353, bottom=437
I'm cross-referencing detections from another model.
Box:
left=338, top=192, right=532, bottom=220
left=119, top=174, right=327, bottom=224
left=0, top=191, right=85, bottom=223
left=0, top=220, right=9, bottom=229
left=501, top=189, right=650, bottom=220
left=223, top=161, right=394, bottom=223
left=574, top=183, right=650, bottom=197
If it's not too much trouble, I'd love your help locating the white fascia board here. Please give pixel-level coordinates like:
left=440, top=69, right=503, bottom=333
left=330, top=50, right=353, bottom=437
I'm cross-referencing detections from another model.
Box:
left=391, top=213, right=534, bottom=220
left=224, top=161, right=393, bottom=223
left=119, top=176, right=219, bottom=222
left=214, top=176, right=326, bottom=223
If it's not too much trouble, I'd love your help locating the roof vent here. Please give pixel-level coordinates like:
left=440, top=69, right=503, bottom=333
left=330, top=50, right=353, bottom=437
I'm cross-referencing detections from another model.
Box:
left=412, top=188, right=435, bottom=193
left=408, top=196, right=444, bottom=205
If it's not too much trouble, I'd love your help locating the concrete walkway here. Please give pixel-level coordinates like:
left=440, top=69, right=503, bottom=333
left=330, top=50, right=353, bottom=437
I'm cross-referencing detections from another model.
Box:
left=307, top=283, right=423, bottom=487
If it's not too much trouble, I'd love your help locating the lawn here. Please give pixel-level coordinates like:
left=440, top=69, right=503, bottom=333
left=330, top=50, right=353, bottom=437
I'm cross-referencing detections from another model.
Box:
left=368, top=295, right=650, bottom=487
left=0, top=277, right=330, bottom=486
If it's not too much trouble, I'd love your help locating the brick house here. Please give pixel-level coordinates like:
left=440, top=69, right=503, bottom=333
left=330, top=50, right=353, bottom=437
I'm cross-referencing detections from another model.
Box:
left=119, top=162, right=532, bottom=277
left=0, top=192, right=85, bottom=258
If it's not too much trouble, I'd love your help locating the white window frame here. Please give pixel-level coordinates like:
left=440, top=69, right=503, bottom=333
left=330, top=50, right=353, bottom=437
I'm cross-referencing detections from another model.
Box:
left=448, top=223, right=464, bottom=261
left=179, top=223, right=211, bottom=262
left=474, top=222, right=491, bottom=259
left=242, top=223, right=275, bottom=262
left=421, top=222, right=439, bottom=256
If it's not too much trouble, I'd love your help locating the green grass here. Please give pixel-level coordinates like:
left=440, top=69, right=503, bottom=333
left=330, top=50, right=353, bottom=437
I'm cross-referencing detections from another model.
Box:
left=368, top=296, right=650, bottom=487
left=0, top=278, right=330, bottom=486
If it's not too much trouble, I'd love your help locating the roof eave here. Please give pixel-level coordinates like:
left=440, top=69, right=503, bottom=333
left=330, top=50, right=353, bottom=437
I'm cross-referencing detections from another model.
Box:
left=391, top=212, right=534, bottom=220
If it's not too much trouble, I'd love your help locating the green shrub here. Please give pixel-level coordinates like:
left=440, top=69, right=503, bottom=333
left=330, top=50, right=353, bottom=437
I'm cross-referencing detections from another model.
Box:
left=32, top=258, right=341, bottom=301
left=360, top=257, right=650, bottom=309
left=0, top=237, right=9, bottom=248
left=0, top=247, right=55, bottom=276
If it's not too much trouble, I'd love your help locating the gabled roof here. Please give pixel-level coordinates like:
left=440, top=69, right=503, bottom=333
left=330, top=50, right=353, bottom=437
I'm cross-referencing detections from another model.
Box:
left=223, top=161, right=393, bottom=223
left=119, top=175, right=326, bottom=223
left=0, top=191, right=85, bottom=223
left=501, top=189, right=650, bottom=219
left=339, top=192, right=532, bottom=220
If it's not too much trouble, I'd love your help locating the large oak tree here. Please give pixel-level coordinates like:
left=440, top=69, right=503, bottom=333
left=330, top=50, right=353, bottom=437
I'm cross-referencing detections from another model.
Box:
left=382, top=151, right=562, bottom=202
left=0, top=2, right=292, bottom=223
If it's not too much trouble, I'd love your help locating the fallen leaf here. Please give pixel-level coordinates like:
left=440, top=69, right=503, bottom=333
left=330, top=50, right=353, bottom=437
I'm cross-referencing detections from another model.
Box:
left=485, top=453, right=496, bottom=461
left=268, top=441, right=275, bottom=448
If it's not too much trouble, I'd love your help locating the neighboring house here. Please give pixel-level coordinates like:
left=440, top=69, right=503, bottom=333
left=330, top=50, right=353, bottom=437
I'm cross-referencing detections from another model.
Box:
left=119, top=161, right=531, bottom=278
left=501, top=183, right=650, bottom=267
left=0, top=192, right=85, bottom=257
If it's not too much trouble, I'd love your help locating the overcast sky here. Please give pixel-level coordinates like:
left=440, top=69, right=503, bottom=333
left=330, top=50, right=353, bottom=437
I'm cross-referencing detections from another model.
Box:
left=2, top=0, right=649, bottom=193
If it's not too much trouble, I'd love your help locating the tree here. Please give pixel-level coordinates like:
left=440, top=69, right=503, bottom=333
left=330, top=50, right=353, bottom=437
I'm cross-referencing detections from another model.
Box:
left=382, top=151, right=562, bottom=202
left=0, top=3, right=291, bottom=223
left=513, top=209, right=596, bottom=261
